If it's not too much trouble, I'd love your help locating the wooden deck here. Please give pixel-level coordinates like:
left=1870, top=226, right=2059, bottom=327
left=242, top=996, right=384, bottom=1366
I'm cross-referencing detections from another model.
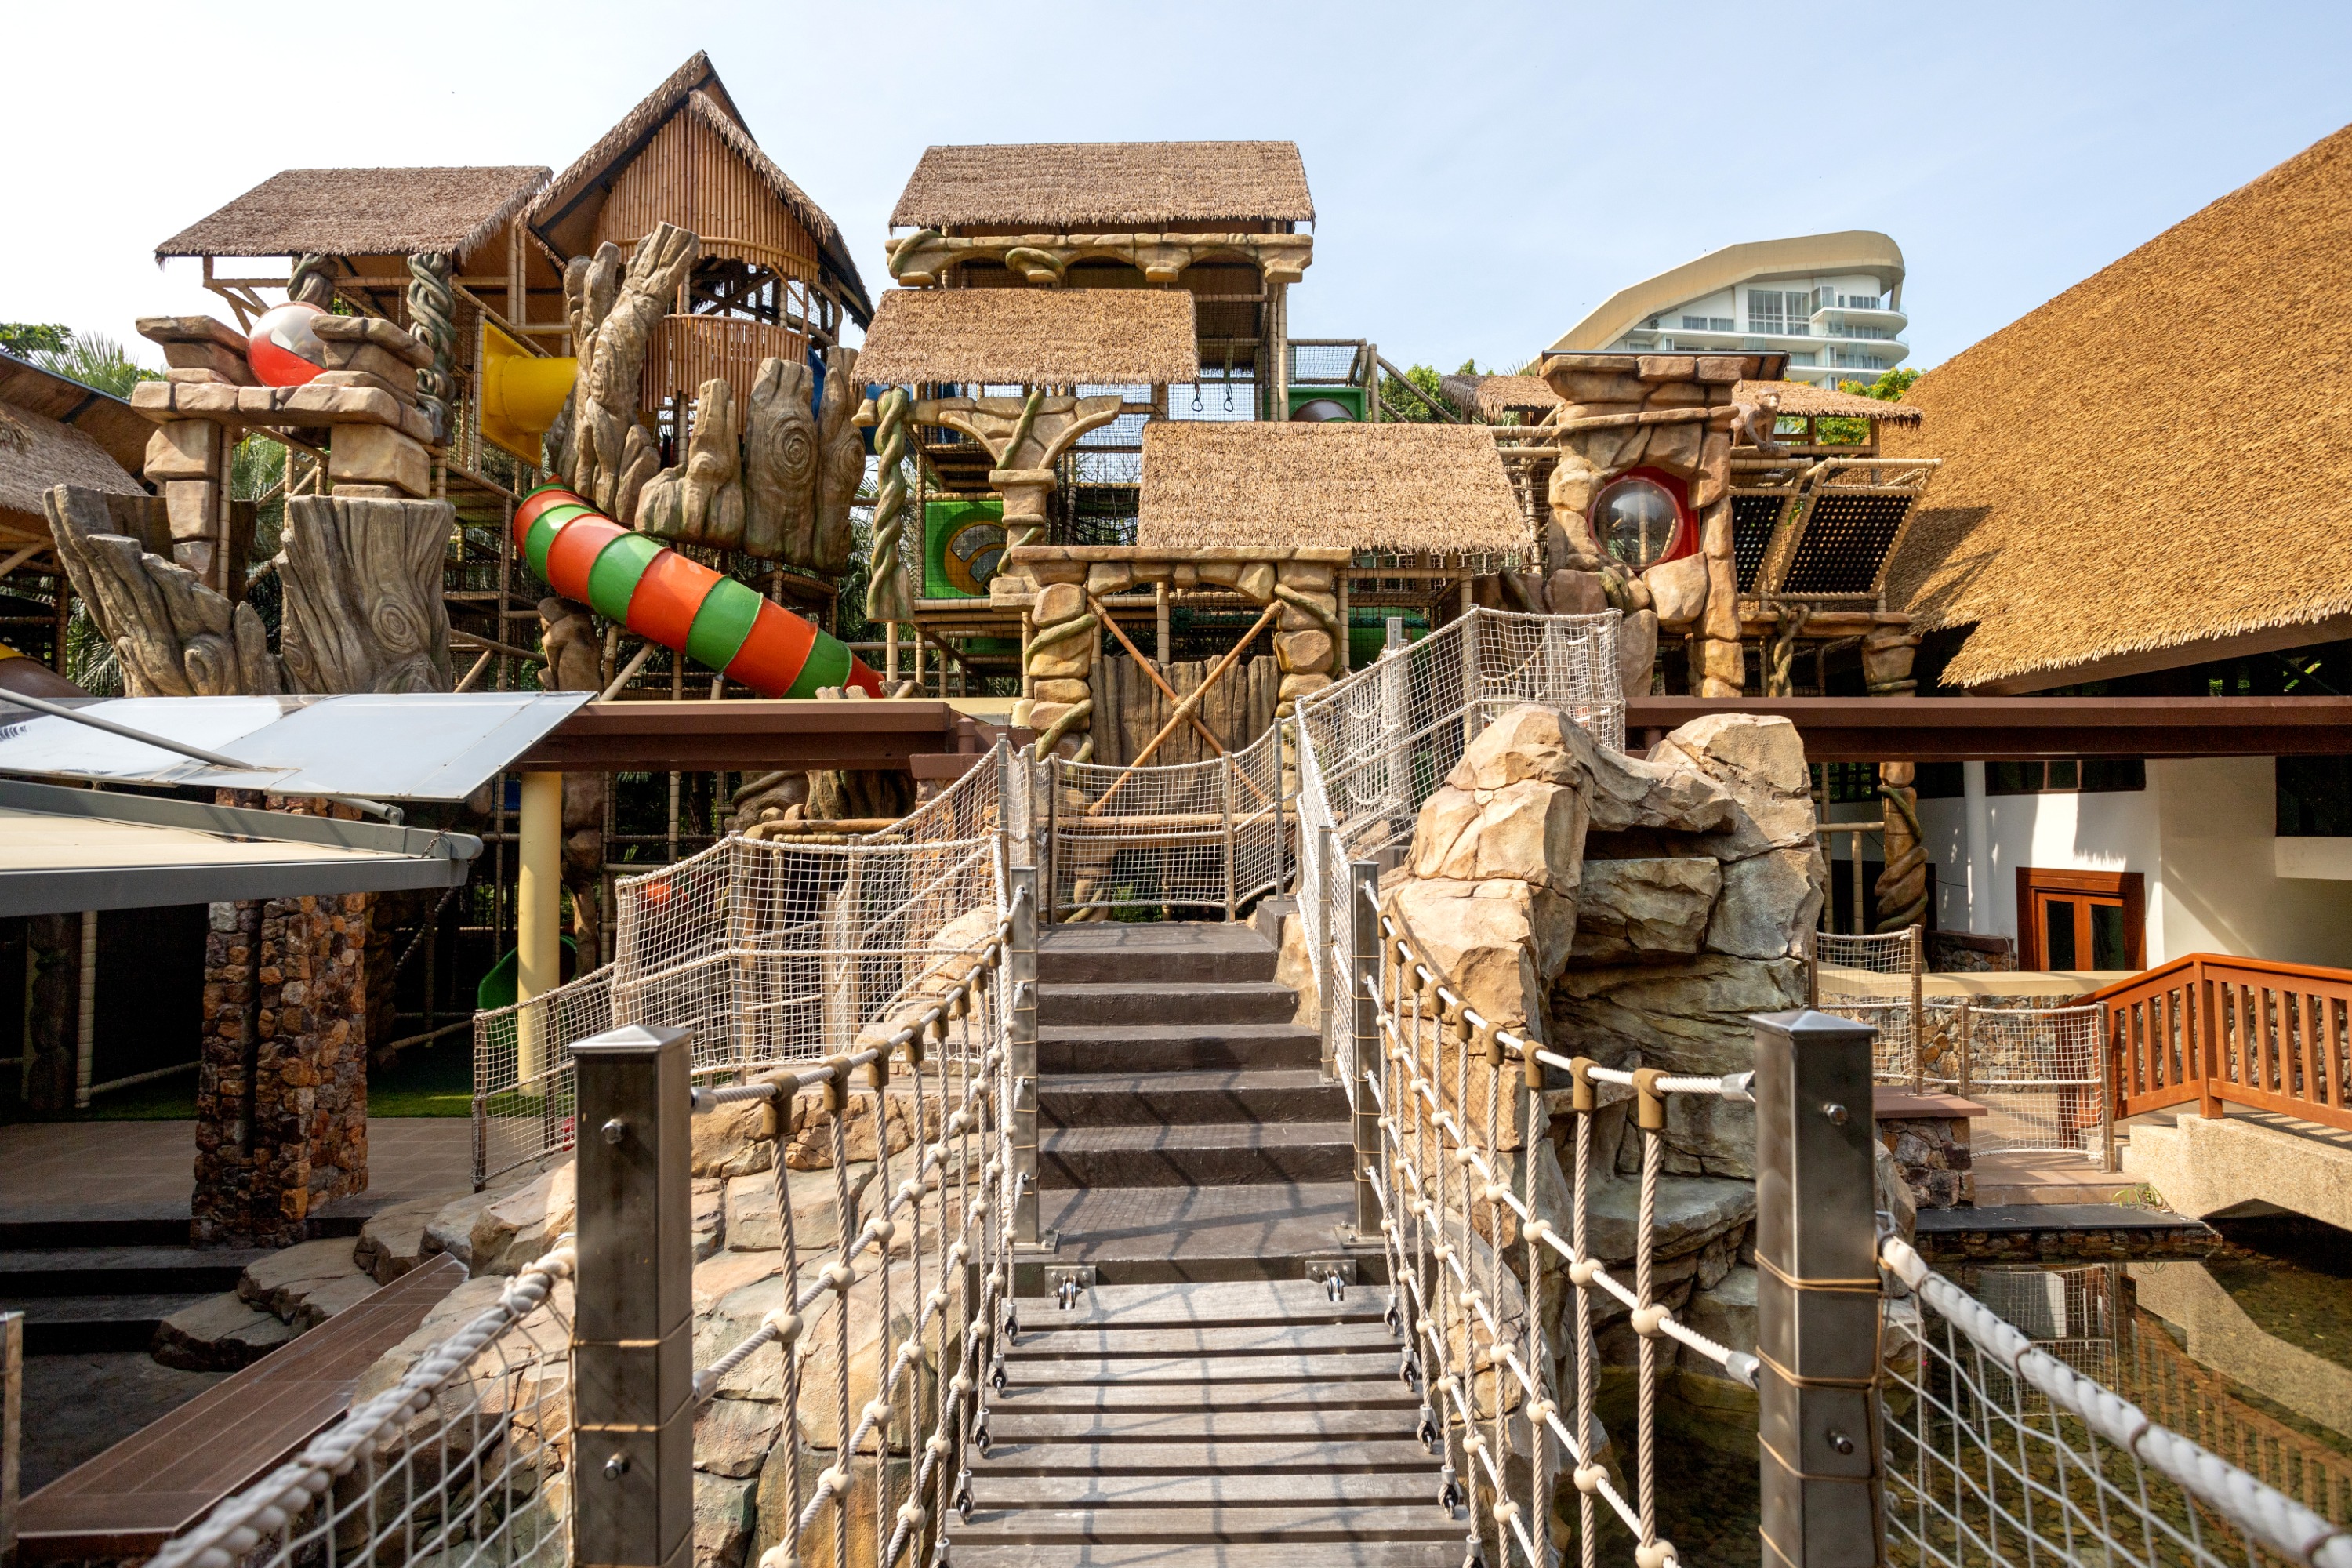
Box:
left=14, top=1254, right=464, bottom=1561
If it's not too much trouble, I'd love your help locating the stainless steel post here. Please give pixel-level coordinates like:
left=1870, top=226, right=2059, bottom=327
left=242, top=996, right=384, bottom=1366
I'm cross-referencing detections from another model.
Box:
left=1754, top=1007, right=1882, bottom=1568
left=1008, top=866, right=1040, bottom=1247
left=1221, top=755, right=1238, bottom=921
left=1349, top=858, right=1381, bottom=1241
left=1319, top=825, right=1341, bottom=1080
left=572, top=1023, right=695, bottom=1568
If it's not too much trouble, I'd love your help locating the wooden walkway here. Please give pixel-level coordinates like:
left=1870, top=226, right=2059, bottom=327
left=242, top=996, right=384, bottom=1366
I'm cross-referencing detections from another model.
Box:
left=14, top=1254, right=463, bottom=1561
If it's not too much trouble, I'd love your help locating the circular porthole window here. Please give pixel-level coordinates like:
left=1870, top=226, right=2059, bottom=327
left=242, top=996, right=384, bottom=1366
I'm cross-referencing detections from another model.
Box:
left=1590, top=473, right=1690, bottom=570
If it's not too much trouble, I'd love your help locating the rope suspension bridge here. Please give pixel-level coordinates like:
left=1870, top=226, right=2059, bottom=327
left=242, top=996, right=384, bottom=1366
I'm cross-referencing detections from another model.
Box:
left=144, top=609, right=2352, bottom=1568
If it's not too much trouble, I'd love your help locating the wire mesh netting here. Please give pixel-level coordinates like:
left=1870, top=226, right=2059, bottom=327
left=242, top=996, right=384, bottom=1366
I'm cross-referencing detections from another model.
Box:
left=150, top=1256, right=575, bottom=1568
left=1880, top=1238, right=2352, bottom=1568
left=1927, top=1002, right=2110, bottom=1156
left=1819, top=927, right=1923, bottom=1080
left=474, top=750, right=1007, bottom=1186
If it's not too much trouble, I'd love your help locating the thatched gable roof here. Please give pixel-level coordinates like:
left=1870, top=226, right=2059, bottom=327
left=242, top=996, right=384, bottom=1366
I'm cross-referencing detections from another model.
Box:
left=856, top=289, right=1197, bottom=387
left=1883, top=123, right=2352, bottom=691
left=0, top=355, right=151, bottom=477
left=1439, top=373, right=1561, bottom=422
left=1136, top=423, right=1527, bottom=555
left=155, top=166, right=550, bottom=263
left=890, top=142, right=1313, bottom=230
left=0, top=378, right=144, bottom=533
left=528, top=54, right=870, bottom=322
left=1733, top=379, right=1923, bottom=425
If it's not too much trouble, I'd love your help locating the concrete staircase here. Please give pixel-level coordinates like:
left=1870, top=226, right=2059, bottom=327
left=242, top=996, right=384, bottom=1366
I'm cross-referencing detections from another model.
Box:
left=950, top=923, right=1454, bottom=1566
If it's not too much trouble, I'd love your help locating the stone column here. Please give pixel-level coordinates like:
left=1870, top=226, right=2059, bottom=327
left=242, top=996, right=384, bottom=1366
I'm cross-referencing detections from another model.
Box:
left=193, top=884, right=370, bottom=1247
left=135, top=316, right=255, bottom=595
left=1272, top=557, right=1341, bottom=719
left=21, top=915, right=82, bottom=1114
left=1023, top=575, right=1095, bottom=762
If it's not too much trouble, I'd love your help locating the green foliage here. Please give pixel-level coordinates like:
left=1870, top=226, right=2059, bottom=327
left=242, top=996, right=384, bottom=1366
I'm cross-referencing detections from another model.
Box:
left=1809, top=367, right=1924, bottom=445
left=30, top=332, right=161, bottom=398
left=1377, top=358, right=1479, bottom=423
left=0, top=323, right=72, bottom=359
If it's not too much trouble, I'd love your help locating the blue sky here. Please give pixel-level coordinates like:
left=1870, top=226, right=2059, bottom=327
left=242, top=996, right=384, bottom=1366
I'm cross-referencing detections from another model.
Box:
left=9, top=2, right=2351, bottom=377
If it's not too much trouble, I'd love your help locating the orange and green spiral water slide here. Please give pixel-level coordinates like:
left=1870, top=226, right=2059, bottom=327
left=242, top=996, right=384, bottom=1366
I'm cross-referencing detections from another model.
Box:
left=514, top=485, right=881, bottom=698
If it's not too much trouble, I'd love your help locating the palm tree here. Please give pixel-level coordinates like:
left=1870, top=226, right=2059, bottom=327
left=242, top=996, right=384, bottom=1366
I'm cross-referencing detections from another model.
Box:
left=32, top=332, right=160, bottom=398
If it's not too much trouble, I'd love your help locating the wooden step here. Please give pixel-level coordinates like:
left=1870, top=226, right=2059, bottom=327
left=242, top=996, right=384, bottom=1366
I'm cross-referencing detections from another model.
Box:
left=968, top=1472, right=1439, bottom=1508
left=1014, top=1279, right=1386, bottom=1330
left=1039, top=1123, right=1353, bottom=1189
left=1007, top=1352, right=1401, bottom=1385
left=1038, top=982, right=1300, bottom=1027
left=947, top=1544, right=1461, bottom=1567
left=1007, top=1322, right=1397, bottom=1359
left=1036, top=924, right=1279, bottom=985
left=991, top=1380, right=1419, bottom=1414
left=988, top=1409, right=1418, bottom=1445
left=1040, top=1182, right=1377, bottom=1282
left=1039, top=1023, right=1321, bottom=1074
left=949, top=1504, right=1464, bottom=1544
left=1040, top=1069, right=1347, bottom=1128
left=978, top=1439, right=1435, bottom=1475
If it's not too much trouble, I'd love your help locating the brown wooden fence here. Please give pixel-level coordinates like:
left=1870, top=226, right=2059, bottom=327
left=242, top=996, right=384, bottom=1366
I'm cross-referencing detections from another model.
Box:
left=2096, top=953, right=2352, bottom=1130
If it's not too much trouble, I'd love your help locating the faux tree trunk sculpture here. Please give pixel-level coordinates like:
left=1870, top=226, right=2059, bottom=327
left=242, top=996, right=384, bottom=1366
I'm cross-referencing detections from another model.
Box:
left=639, top=377, right=747, bottom=550
left=813, top=345, right=863, bottom=573
left=568, top=223, right=700, bottom=521
left=405, top=251, right=457, bottom=443
left=911, top=392, right=1125, bottom=547
left=742, top=358, right=818, bottom=562
left=275, top=495, right=454, bottom=694
left=44, top=484, right=278, bottom=695
left=862, top=389, right=916, bottom=628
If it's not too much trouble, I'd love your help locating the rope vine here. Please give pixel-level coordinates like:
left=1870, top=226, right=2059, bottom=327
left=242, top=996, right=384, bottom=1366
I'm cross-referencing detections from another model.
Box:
left=405, top=251, right=456, bottom=444
left=864, top=388, right=916, bottom=626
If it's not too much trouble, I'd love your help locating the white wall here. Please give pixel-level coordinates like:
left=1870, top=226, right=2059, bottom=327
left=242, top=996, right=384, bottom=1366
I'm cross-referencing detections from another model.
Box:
left=1915, top=760, right=2352, bottom=968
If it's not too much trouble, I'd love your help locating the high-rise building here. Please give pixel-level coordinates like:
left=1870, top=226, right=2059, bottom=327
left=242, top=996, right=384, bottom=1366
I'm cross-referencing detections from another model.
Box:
left=1549, top=230, right=1908, bottom=386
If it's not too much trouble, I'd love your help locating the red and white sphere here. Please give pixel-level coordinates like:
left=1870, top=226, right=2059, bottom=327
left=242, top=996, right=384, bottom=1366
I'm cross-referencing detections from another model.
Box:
left=248, top=301, right=328, bottom=387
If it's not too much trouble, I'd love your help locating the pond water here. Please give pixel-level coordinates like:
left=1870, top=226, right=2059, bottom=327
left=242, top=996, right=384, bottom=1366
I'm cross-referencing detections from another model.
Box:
left=1599, top=1218, right=2352, bottom=1562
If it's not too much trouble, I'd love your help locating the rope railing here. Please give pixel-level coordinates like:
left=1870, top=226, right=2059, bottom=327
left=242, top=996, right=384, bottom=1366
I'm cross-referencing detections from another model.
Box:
left=1878, top=1230, right=2352, bottom=1568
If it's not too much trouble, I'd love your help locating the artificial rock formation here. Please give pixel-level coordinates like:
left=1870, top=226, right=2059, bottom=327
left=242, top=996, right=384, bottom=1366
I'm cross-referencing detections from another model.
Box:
left=1377, top=701, right=1825, bottom=1523
left=740, top=358, right=818, bottom=563
left=1539, top=354, right=1771, bottom=698
left=641, top=377, right=748, bottom=550
left=275, top=495, right=454, bottom=694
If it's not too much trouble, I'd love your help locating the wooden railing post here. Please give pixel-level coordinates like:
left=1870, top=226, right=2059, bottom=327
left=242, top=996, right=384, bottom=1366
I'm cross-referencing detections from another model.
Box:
left=2198, top=960, right=2223, bottom=1120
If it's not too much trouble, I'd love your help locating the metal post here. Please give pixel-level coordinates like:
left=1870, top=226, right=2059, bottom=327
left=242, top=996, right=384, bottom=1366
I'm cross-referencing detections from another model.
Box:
left=1008, top=866, right=1040, bottom=1247
left=1461, top=606, right=1483, bottom=746
left=1348, top=858, right=1381, bottom=1241
left=571, top=1023, right=695, bottom=1568
left=1754, top=1007, right=1882, bottom=1568
left=1221, top=755, right=1238, bottom=921
left=1319, top=826, right=1341, bottom=1080
left=2, top=1309, right=20, bottom=1568
left=1271, top=723, right=1288, bottom=897
left=1043, top=757, right=1059, bottom=927
left=517, top=770, right=564, bottom=1083
left=1908, top=924, right=1926, bottom=1091
left=2100, top=1013, right=2118, bottom=1173
left=1956, top=1000, right=1974, bottom=1100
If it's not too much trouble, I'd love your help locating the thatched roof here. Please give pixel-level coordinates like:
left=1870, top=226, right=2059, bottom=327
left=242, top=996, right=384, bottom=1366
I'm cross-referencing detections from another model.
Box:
left=1733, top=379, right=1923, bottom=425
left=528, top=53, right=870, bottom=322
left=891, top=142, right=1314, bottom=230
left=155, top=166, right=550, bottom=263
left=0, top=388, right=143, bottom=530
left=1883, top=122, right=2352, bottom=691
left=0, top=355, right=151, bottom=476
left=1135, top=423, right=1527, bottom=554
left=1439, top=373, right=1562, bottom=422
left=856, top=289, right=1198, bottom=387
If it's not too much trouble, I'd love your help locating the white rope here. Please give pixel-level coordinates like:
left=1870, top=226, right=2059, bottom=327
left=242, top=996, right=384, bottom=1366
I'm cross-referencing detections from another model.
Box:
left=1881, top=1233, right=2352, bottom=1568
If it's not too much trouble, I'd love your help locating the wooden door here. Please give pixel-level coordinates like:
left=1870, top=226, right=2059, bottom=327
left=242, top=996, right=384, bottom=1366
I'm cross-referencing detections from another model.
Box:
left=2018, top=868, right=2145, bottom=971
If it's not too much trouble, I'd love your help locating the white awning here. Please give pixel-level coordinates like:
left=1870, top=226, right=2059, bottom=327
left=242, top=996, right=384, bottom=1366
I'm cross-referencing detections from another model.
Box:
left=0, top=779, right=481, bottom=916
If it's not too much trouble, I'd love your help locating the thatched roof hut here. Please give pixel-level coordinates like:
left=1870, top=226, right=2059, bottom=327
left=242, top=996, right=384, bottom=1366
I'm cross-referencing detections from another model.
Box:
left=857, top=289, right=1198, bottom=387
left=530, top=53, right=869, bottom=321
left=1883, top=123, right=2352, bottom=691
left=0, top=354, right=146, bottom=554
left=1135, top=423, right=1527, bottom=555
left=1439, top=373, right=1561, bottom=422
left=890, top=142, right=1314, bottom=230
left=1733, top=379, right=1923, bottom=425
left=155, top=166, right=550, bottom=266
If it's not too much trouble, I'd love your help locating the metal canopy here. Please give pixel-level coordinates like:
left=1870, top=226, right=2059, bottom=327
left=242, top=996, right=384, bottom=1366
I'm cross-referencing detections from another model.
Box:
left=0, top=691, right=591, bottom=801
left=0, top=779, right=483, bottom=917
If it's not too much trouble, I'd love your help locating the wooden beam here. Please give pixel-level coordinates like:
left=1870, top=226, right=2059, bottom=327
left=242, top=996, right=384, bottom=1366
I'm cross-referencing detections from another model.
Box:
left=517, top=699, right=973, bottom=772
left=1625, top=695, right=2352, bottom=760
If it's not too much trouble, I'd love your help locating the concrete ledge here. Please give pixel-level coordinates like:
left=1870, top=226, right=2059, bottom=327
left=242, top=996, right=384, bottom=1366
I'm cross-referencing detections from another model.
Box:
left=2123, top=1112, right=2352, bottom=1228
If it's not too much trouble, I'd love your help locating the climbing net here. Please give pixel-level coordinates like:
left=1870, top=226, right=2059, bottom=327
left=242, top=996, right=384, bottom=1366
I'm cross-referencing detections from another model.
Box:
left=1819, top=927, right=1924, bottom=1083
left=473, top=750, right=1007, bottom=1185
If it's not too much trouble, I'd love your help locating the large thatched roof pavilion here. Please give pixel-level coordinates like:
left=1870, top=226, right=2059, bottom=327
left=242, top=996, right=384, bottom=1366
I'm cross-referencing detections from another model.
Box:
left=856, top=288, right=1199, bottom=388
left=1885, top=123, right=2352, bottom=692
left=890, top=141, right=1315, bottom=230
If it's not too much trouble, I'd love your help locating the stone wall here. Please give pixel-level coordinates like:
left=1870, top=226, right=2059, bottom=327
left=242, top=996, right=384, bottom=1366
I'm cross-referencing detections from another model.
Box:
left=1879, top=1113, right=1974, bottom=1209
left=193, top=891, right=371, bottom=1246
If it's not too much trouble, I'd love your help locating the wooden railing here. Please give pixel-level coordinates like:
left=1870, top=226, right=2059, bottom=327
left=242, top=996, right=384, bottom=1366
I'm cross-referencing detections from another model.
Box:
left=640, top=314, right=811, bottom=412
left=2096, top=953, right=2352, bottom=1130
